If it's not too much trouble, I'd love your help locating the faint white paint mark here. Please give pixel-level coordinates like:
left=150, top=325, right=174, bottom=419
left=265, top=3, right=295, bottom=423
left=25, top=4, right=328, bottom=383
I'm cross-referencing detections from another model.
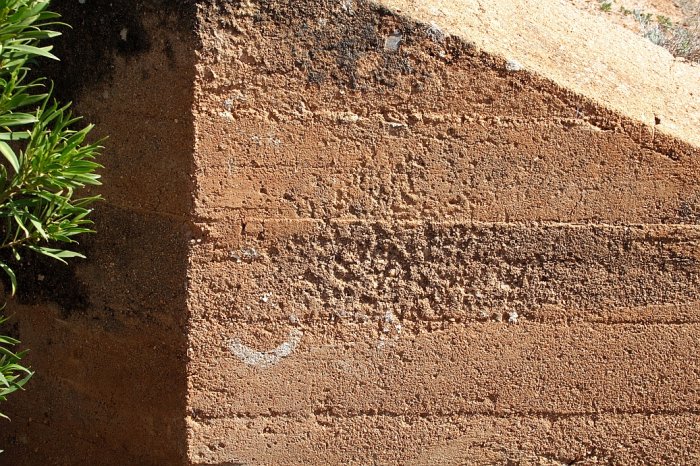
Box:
left=228, top=329, right=303, bottom=368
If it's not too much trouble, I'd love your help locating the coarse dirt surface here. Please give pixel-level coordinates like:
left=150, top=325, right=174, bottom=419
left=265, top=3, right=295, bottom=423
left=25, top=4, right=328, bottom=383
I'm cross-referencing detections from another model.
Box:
left=1, top=0, right=699, bottom=464
left=187, top=0, right=700, bottom=464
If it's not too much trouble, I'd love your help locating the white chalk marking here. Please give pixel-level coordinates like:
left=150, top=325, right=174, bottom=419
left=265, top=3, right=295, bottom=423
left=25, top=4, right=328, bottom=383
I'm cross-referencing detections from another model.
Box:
left=228, top=329, right=303, bottom=368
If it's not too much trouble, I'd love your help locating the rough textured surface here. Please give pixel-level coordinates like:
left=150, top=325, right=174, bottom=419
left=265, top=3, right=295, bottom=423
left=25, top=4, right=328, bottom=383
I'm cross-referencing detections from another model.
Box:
left=0, top=1, right=196, bottom=464
left=382, top=0, right=700, bottom=148
left=1, top=0, right=700, bottom=464
left=187, top=0, right=700, bottom=464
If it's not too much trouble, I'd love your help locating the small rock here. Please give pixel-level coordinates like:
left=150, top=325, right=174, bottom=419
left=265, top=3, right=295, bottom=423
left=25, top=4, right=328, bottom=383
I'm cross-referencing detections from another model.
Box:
left=341, top=0, right=353, bottom=14
left=426, top=23, right=445, bottom=42
left=505, top=59, right=523, bottom=72
left=384, top=32, right=402, bottom=52
left=219, top=110, right=234, bottom=121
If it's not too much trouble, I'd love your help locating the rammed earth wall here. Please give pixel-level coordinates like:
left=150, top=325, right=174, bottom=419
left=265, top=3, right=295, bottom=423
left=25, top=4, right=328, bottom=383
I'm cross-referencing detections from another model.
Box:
left=3, top=0, right=700, bottom=464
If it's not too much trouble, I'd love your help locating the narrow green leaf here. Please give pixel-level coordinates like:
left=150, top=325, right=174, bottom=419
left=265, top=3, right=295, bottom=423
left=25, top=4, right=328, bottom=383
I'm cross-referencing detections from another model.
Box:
left=0, top=262, right=16, bottom=295
left=26, top=245, right=66, bottom=263
left=0, top=113, right=36, bottom=126
left=0, top=336, right=20, bottom=345
left=12, top=214, right=29, bottom=237
left=29, top=218, right=47, bottom=239
left=20, top=29, right=60, bottom=39
left=0, top=140, right=19, bottom=172
left=0, top=346, right=17, bottom=360
left=4, top=44, right=58, bottom=60
left=54, top=249, right=85, bottom=259
left=0, top=131, right=31, bottom=140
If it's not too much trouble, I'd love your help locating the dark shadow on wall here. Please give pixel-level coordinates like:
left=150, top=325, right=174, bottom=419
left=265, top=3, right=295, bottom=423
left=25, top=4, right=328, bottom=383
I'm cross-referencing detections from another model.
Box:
left=0, top=1, right=197, bottom=464
left=41, top=0, right=198, bottom=103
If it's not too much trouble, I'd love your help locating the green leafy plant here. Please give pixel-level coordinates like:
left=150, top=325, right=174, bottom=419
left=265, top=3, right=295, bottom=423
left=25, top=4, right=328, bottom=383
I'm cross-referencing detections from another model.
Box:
left=600, top=1, right=613, bottom=13
left=0, top=316, right=30, bottom=420
left=0, top=0, right=102, bottom=417
left=656, top=15, right=674, bottom=28
left=625, top=5, right=700, bottom=62
left=639, top=15, right=700, bottom=62
left=620, top=6, right=632, bottom=16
